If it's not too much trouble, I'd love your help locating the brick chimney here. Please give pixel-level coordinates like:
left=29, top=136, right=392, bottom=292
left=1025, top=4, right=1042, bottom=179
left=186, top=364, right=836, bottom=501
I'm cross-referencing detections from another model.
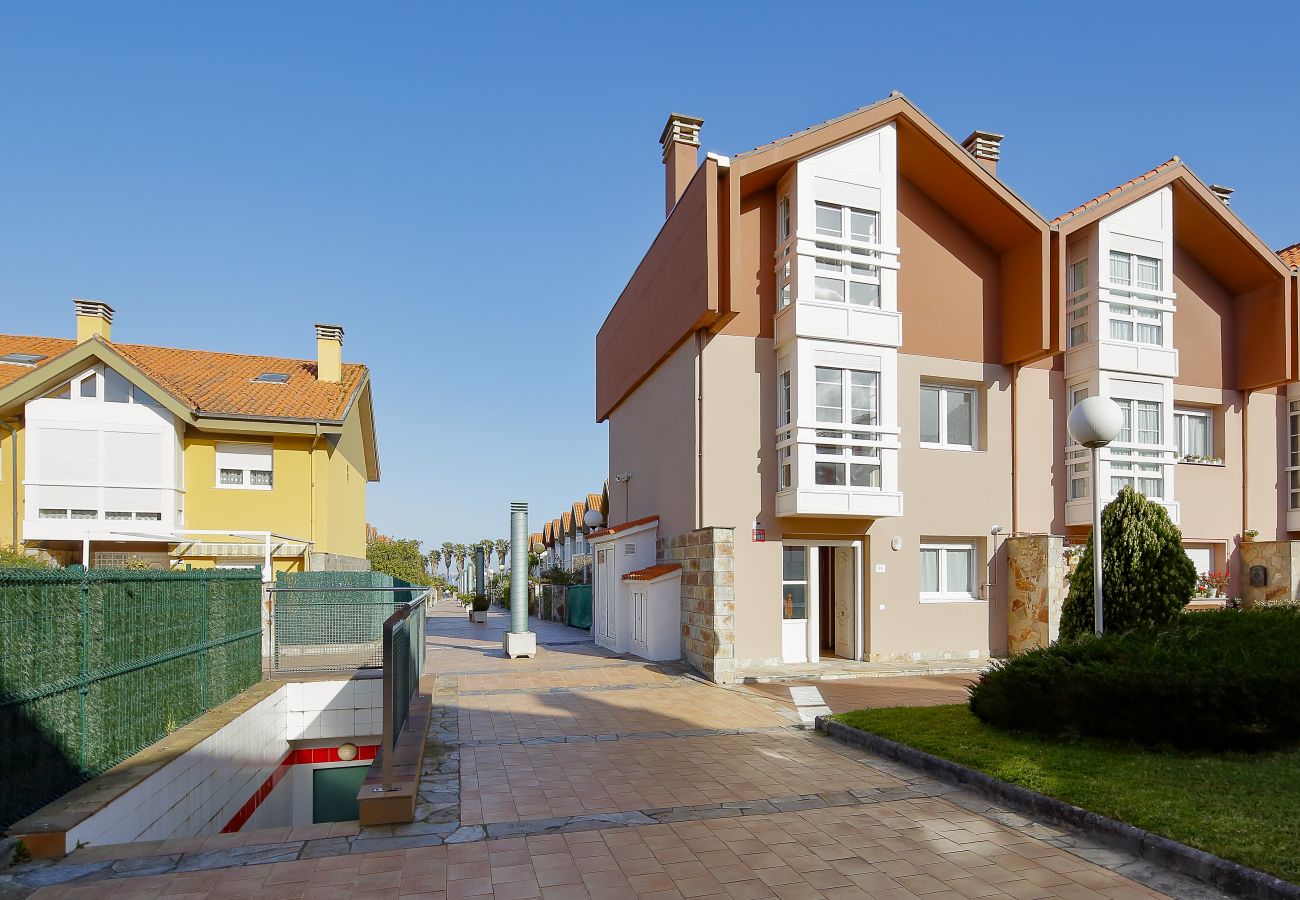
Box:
left=315, top=323, right=344, bottom=383
left=961, top=130, right=1004, bottom=175
left=660, top=113, right=704, bottom=217
left=1209, top=184, right=1234, bottom=207
left=74, top=299, right=114, bottom=343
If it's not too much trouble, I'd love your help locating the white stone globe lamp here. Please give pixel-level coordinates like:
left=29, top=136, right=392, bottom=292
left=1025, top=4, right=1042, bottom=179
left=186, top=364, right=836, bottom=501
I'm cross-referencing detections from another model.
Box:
left=1066, top=397, right=1124, bottom=636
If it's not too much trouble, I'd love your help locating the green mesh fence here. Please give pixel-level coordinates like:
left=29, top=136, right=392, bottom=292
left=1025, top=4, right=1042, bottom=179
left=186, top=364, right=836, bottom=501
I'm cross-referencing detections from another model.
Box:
left=0, top=568, right=262, bottom=831
left=271, top=571, right=420, bottom=674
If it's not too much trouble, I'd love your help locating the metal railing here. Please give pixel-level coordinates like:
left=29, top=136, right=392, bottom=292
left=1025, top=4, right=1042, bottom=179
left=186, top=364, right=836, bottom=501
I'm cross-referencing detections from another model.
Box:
left=268, top=575, right=420, bottom=674
left=378, top=589, right=428, bottom=789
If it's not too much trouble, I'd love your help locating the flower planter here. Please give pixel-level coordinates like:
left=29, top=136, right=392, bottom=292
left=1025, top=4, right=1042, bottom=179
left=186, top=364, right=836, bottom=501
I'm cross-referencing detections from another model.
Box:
left=471, top=610, right=488, bottom=624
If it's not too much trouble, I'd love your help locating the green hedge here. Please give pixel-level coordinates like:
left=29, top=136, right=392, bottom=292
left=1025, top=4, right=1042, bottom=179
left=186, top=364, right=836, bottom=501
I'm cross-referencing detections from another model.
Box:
left=969, top=609, right=1300, bottom=750
left=0, top=568, right=262, bottom=830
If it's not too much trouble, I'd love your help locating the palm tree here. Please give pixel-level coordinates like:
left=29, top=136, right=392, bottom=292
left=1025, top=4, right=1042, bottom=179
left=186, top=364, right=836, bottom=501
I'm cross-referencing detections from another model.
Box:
left=454, top=543, right=468, bottom=584
left=479, top=539, right=494, bottom=571
left=494, top=538, right=509, bottom=571
left=440, top=542, right=454, bottom=579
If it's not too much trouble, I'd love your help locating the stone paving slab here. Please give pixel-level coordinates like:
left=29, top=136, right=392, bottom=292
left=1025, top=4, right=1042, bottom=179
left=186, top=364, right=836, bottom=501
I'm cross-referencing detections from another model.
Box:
left=0, top=597, right=1233, bottom=899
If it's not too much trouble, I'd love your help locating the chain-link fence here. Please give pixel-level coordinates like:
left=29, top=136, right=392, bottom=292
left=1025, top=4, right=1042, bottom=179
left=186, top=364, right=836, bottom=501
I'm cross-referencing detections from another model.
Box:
left=0, top=567, right=262, bottom=830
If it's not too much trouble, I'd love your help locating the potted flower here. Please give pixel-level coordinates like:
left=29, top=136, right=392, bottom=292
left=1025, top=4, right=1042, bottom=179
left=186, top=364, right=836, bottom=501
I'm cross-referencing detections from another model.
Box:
left=1240, top=530, right=1259, bottom=544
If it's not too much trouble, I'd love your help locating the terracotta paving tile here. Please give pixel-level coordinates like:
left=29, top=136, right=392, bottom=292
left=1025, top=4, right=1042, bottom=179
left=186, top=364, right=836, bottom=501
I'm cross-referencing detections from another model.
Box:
left=49, top=607, right=1190, bottom=900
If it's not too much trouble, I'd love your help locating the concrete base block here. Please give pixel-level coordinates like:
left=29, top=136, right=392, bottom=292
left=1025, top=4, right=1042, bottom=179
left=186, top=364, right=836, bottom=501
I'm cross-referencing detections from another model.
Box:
left=503, top=631, right=537, bottom=658
left=471, top=610, right=488, bottom=624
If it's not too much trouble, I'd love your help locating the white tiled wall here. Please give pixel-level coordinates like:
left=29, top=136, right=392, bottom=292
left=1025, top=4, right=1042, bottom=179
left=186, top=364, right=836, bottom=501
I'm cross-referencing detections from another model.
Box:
left=66, top=686, right=288, bottom=850
left=286, top=678, right=383, bottom=740
left=61, top=677, right=383, bottom=852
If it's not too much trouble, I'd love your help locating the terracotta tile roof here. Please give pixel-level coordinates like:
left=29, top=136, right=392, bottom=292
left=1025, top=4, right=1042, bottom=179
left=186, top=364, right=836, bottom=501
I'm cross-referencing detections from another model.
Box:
left=622, top=563, right=681, bottom=582
left=542, top=523, right=553, bottom=545
left=587, top=491, right=604, bottom=511
left=1051, top=158, right=1181, bottom=225
left=1278, top=243, right=1300, bottom=268
left=561, top=511, right=573, bottom=535
left=588, top=515, right=659, bottom=540
left=0, top=336, right=81, bottom=391
left=0, top=334, right=367, bottom=422
left=572, top=500, right=587, bottom=528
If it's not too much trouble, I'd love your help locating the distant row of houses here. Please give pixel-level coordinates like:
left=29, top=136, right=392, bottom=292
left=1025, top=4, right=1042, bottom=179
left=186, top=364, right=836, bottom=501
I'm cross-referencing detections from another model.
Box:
left=530, top=486, right=609, bottom=579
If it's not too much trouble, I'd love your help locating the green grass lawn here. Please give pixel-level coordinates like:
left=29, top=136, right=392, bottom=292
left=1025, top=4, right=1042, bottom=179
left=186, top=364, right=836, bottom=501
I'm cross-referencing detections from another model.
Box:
left=833, top=705, right=1300, bottom=884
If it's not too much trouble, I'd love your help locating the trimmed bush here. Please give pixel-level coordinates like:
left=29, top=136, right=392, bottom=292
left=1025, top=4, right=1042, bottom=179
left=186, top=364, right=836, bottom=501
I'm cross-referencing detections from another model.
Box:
left=969, top=609, right=1300, bottom=749
left=1061, top=485, right=1196, bottom=641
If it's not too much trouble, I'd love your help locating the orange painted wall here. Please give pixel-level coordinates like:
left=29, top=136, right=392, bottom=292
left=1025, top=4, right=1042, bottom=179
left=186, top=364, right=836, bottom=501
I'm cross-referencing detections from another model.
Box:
left=896, top=177, right=1001, bottom=363
left=1173, top=248, right=1237, bottom=390
left=596, top=166, right=716, bottom=421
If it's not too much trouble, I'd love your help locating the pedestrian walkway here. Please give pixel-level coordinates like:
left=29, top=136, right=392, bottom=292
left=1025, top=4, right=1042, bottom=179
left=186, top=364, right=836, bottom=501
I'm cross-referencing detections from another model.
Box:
left=22, top=600, right=1225, bottom=899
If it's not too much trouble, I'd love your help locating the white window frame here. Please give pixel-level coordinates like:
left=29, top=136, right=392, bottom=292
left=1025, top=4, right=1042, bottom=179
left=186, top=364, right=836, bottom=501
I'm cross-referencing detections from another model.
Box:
left=919, top=542, right=980, bottom=603
left=1288, top=400, right=1300, bottom=510
left=919, top=383, right=978, bottom=451
left=1106, top=301, right=1164, bottom=346
left=812, top=366, right=881, bottom=489
left=1174, top=407, right=1214, bottom=460
left=777, top=370, right=793, bottom=490
left=810, top=201, right=882, bottom=309
left=215, top=443, right=274, bottom=491
left=1109, top=250, right=1162, bottom=292
left=781, top=545, right=808, bottom=621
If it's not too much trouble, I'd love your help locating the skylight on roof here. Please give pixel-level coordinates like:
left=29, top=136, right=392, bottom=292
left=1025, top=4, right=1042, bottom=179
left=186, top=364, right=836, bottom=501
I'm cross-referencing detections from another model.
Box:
left=253, top=372, right=290, bottom=384
left=0, top=353, right=47, bottom=366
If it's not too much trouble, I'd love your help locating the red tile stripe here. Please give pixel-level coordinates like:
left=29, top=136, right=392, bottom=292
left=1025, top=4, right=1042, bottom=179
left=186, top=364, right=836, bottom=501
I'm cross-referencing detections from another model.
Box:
left=220, top=744, right=378, bottom=833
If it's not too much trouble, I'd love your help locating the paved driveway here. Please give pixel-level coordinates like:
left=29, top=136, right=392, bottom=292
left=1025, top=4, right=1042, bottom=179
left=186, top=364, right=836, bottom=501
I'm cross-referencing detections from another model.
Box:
left=29, top=601, right=1220, bottom=899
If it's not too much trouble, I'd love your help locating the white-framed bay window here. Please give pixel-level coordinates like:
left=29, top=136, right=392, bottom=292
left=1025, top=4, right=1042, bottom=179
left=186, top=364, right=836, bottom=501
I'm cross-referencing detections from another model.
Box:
left=811, top=201, right=882, bottom=308
left=1110, top=250, right=1162, bottom=292
left=1108, top=302, right=1163, bottom=345
left=1289, top=400, right=1300, bottom=511
left=215, top=443, right=274, bottom=490
left=813, top=366, right=880, bottom=487
left=777, top=370, right=793, bottom=489
left=1110, top=399, right=1164, bottom=499
left=919, top=383, right=976, bottom=450
left=920, top=542, right=979, bottom=602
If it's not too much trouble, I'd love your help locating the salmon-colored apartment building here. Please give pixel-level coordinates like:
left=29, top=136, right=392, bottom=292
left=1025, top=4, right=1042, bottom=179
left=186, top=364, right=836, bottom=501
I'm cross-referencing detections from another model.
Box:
left=593, top=94, right=1300, bottom=682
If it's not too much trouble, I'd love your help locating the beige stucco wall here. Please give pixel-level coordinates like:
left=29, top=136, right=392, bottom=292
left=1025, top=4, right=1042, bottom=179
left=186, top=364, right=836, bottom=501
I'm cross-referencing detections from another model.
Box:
left=606, top=337, right=699, bottom=538
left=864, top=354, right=1012, bottom=660
left=700, top=333, right=784, bottom=666
left=1015, top=361, right=1065, bottom=535
left=1246, top=388, right=1288, bottom=540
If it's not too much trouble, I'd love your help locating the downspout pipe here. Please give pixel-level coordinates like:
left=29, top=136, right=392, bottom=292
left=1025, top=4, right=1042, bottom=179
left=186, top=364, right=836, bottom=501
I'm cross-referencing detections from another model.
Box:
left=1010, top=363, right=1020, bottom=535
left=308, top=423, right=322, bottom=571
left=1, top=419, right=17, bottom=551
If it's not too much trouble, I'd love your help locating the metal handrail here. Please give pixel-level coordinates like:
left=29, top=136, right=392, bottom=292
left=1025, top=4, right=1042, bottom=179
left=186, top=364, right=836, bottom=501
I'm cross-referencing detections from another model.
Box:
left=377, top=588, right=430, bottom=790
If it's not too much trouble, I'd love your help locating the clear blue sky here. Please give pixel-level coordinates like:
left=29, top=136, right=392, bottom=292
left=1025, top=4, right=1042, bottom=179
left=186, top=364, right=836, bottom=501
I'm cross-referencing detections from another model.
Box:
left=2, top=2, right=1295, bottom=554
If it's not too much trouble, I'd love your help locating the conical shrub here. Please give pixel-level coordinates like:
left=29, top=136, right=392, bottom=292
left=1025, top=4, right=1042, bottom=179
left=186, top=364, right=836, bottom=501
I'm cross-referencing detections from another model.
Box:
left=1060, top=485, right=1196, bottom=641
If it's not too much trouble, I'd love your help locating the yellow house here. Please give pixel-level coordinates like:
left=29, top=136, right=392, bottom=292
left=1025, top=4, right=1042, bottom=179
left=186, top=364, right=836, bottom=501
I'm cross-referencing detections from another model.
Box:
left=0, top=301, right=380, bottom=575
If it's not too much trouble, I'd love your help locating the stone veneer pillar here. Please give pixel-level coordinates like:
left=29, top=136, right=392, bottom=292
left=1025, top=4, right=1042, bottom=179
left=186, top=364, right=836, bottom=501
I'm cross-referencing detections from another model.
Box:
left=1238, top=540, right=1300, bottom=607
left=658, top=527, right=736, bottom=684
left=1005, top=534, right=1067, bottom=653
